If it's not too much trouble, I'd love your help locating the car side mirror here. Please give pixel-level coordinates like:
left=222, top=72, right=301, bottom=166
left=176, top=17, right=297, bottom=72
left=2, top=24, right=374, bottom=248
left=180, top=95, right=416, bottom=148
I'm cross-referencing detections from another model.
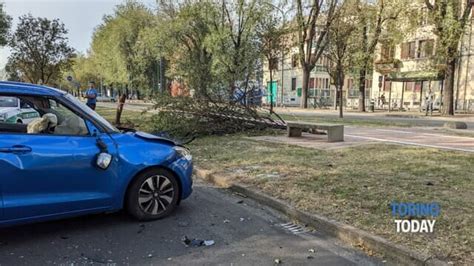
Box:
left=95, top=134, right=112, bottom=170
left=96, top=152, right=112, bottom=170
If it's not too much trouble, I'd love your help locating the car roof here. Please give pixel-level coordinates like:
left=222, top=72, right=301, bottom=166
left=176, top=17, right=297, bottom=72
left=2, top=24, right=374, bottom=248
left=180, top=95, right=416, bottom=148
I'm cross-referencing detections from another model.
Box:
left=0, top=81, right=66, bottom=97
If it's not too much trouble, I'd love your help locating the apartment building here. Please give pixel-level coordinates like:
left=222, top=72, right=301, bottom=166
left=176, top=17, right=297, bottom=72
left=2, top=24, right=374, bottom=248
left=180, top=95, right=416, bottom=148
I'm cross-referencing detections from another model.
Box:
left=371, top=6, right=474, bottom=112
left=264, top=4, right=474, bottom=112
left=263, top=47, right=371, bottom=108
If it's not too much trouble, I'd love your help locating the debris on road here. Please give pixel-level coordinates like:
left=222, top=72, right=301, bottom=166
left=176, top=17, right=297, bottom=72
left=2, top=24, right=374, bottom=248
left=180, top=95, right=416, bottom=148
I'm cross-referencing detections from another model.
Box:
left=204, top=240, right=215, bottom=246
left=233, top=192, right=248, bottom=198
left=236, top=200, right=244, bottom=204
left=182, top=236, right=215, bottom=247
left=274, top=258, right=282, bottom=264
left=223, top=219, right=230, bottom=223
left=308, top=248, right=315, bottom=253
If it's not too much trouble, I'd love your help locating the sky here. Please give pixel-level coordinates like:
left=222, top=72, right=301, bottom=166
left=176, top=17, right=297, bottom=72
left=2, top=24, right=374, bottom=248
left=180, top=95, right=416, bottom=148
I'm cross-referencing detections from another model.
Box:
left=0, top=0, right=156, bottom=68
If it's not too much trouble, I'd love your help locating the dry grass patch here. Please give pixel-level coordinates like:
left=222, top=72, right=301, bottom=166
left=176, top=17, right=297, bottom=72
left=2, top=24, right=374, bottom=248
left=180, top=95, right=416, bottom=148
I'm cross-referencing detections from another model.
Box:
left=190, top=135, right=473, bottom=264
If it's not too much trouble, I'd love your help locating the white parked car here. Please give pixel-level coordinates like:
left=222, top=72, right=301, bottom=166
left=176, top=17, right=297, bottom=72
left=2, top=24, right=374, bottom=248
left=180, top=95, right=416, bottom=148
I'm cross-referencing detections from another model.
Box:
left=0, top=96, right=41, bottom=124
left=96, top=94, right=116, bottom=102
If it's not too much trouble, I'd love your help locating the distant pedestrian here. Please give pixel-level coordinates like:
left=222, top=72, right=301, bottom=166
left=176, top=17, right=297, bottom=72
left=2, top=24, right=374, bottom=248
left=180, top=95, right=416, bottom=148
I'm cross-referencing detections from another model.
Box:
left=380, top=93, right=386, bottom=109
left=85, top=81, right=98, bottom=110
left=425, top=89, right=434, bottom=116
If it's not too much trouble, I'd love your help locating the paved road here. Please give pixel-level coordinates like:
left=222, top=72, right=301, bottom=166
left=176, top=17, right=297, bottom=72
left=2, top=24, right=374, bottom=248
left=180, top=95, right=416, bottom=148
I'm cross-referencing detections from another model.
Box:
left=345, top=127, right=474, bottom=153
left=275, top=109, right=474, bottom=130
left=0, top=183, right=379, bottom=265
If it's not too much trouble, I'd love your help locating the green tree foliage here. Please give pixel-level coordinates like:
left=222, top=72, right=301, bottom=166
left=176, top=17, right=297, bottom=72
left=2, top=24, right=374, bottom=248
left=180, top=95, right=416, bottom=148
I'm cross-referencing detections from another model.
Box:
left=325, top=0, right=358, bottom=118
left=205, top=0, right=262, bottom=96
left=0, top=3, right=12, bottom=46
left=256, top=3, right=290, bottom=113
left=157, top=0, right=265, bottom=101
left=90, top=0, right=156, bottom=95
left=424, top=0, right=473, bottom=115
left=295, top=0, right=340, bottom=108
left=352, top=0, right=411, bottom=112
left=156, top=0, right=216, bottom=98
left=7, top=14, right=74, bottom=85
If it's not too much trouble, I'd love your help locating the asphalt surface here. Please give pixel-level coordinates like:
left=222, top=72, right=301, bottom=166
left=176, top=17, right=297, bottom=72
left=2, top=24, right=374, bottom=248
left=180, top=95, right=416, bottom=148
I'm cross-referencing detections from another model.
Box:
left=345, top=127, right=474, bottom=153
left=0, top=182, right=380, bottom=265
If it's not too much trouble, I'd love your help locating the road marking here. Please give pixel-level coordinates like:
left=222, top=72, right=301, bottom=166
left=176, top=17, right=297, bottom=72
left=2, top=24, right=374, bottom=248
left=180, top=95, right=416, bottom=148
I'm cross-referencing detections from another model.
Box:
left=345, top=134, right=474, bottom=153
left=375, top=129, right=412, bottom=134
left=417, top=132, right=474, bottom=140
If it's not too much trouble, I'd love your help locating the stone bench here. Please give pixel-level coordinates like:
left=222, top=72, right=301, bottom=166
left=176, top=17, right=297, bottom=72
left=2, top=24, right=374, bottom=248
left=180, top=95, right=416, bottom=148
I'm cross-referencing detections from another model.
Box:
left=286, top=121, right=344, bottom=142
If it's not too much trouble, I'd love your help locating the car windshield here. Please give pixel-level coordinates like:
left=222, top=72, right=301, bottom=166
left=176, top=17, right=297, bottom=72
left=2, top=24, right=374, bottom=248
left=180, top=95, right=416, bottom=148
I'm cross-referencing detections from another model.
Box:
left=0, top=96, right=18, bottom=108
left=64, top=93, right=120, bottom=133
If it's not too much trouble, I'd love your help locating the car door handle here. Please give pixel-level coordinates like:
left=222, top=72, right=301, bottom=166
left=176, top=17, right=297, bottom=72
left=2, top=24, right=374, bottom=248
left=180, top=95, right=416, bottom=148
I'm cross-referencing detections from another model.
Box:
left=0, top=145, right=32, bottom=154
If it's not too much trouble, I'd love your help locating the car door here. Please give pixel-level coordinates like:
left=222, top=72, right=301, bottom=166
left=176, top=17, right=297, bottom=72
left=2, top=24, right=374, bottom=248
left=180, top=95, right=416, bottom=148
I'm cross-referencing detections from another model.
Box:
left=0, top=96, right=118, bottom=223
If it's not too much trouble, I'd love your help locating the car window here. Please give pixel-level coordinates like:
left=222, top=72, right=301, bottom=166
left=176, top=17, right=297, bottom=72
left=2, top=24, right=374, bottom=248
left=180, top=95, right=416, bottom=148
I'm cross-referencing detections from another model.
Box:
left=64, top=93, right=119, bottom=133
left=44, top=99, right=89, bottom=136
left=0, top=96, right=18, bottom=108
left=0, top=95, right=89, bottom=136
left=20, top=100, right=32, bottom=109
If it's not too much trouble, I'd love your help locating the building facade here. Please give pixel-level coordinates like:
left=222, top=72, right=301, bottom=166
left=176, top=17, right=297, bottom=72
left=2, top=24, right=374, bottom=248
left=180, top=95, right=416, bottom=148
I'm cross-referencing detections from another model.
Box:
left=264, top=5, right=474, bottom=112
left=263, top=47, right=371, bottom=109
left=372, top=7, right=474, bottom=112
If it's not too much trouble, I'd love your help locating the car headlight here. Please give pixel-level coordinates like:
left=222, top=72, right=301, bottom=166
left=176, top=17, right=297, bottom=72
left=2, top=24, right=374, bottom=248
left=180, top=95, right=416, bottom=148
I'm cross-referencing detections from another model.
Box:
left=174, top=146, right=192, bottom=161
left=0, top=113, right=7, bottom=121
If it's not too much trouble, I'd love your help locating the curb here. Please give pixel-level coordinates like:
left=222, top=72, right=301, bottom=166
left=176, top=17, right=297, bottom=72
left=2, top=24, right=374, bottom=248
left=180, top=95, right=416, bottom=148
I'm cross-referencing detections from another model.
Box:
left=194, top=167, right=447, bottom=266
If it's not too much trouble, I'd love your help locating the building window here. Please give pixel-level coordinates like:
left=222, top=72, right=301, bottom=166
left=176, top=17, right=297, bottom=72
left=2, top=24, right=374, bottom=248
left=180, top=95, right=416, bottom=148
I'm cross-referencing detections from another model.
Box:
left=292, top=54, right=299, bottom=68
left=414, top=81, right=422, bottom=92
left=401, top=41, right=416, bottom=59
left=291, top=77, right=297, bottom=91
left=405, top=81, right=415, bottom=91
left=365, top=79, right=372, bottom=89
left=418, top=39, right=434, bottom=58
left=309, top=78, right=315, bottom=89
left=418, top=8, right=429, bottom=26
left=380, top=45, right=395, bottom=61
left=269, top=58, right=279, bottom=70
left=346, top=78, right=353, bottom=90
left=383, top=80, right=392, bottom=91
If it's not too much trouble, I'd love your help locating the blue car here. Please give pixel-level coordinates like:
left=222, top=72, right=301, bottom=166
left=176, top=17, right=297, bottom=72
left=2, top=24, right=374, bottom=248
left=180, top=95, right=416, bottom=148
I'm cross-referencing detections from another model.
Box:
left=0, top=81, right=193, bottom=227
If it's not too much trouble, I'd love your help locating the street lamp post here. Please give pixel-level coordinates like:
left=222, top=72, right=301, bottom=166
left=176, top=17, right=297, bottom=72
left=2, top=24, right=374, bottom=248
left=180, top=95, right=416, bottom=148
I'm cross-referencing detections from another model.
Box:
left=263, top=2, right=292, bottom=107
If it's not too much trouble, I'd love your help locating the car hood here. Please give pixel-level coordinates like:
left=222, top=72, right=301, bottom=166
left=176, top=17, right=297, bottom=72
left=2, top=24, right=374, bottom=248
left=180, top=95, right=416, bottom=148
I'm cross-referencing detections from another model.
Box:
left=132, top=131, right=177, bottom=146
left=0, top=107, right=17, bottom=114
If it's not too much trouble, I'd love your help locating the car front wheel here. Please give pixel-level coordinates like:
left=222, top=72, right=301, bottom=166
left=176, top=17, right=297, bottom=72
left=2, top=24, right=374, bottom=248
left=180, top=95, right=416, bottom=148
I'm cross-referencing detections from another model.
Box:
left=126, top=168, right=180, bottom=221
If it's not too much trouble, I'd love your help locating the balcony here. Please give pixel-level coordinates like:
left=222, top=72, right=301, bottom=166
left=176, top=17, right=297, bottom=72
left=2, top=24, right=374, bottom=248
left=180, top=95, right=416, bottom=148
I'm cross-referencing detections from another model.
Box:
left=374, top=59, right=402, bottom=74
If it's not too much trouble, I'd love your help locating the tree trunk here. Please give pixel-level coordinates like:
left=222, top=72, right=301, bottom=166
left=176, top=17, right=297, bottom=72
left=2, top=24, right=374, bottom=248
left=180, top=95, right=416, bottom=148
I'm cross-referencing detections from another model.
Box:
left=339, top=71, right=344, bottom=118
left=358, top=68, right=366, bottom=112
left=300, top=66, right=310, bottom=108
left=339, top=84, right=344, bottom=118
left=400, top=82, right=405, bottom=111
left=115, top=94, right=127, bottom=126
left=443, top=58, right=456, bottom=116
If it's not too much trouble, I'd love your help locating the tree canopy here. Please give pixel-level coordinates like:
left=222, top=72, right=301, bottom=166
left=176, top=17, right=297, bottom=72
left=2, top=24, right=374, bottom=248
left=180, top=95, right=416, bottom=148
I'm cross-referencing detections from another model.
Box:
left=6, top=14, right=74, bottom=85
